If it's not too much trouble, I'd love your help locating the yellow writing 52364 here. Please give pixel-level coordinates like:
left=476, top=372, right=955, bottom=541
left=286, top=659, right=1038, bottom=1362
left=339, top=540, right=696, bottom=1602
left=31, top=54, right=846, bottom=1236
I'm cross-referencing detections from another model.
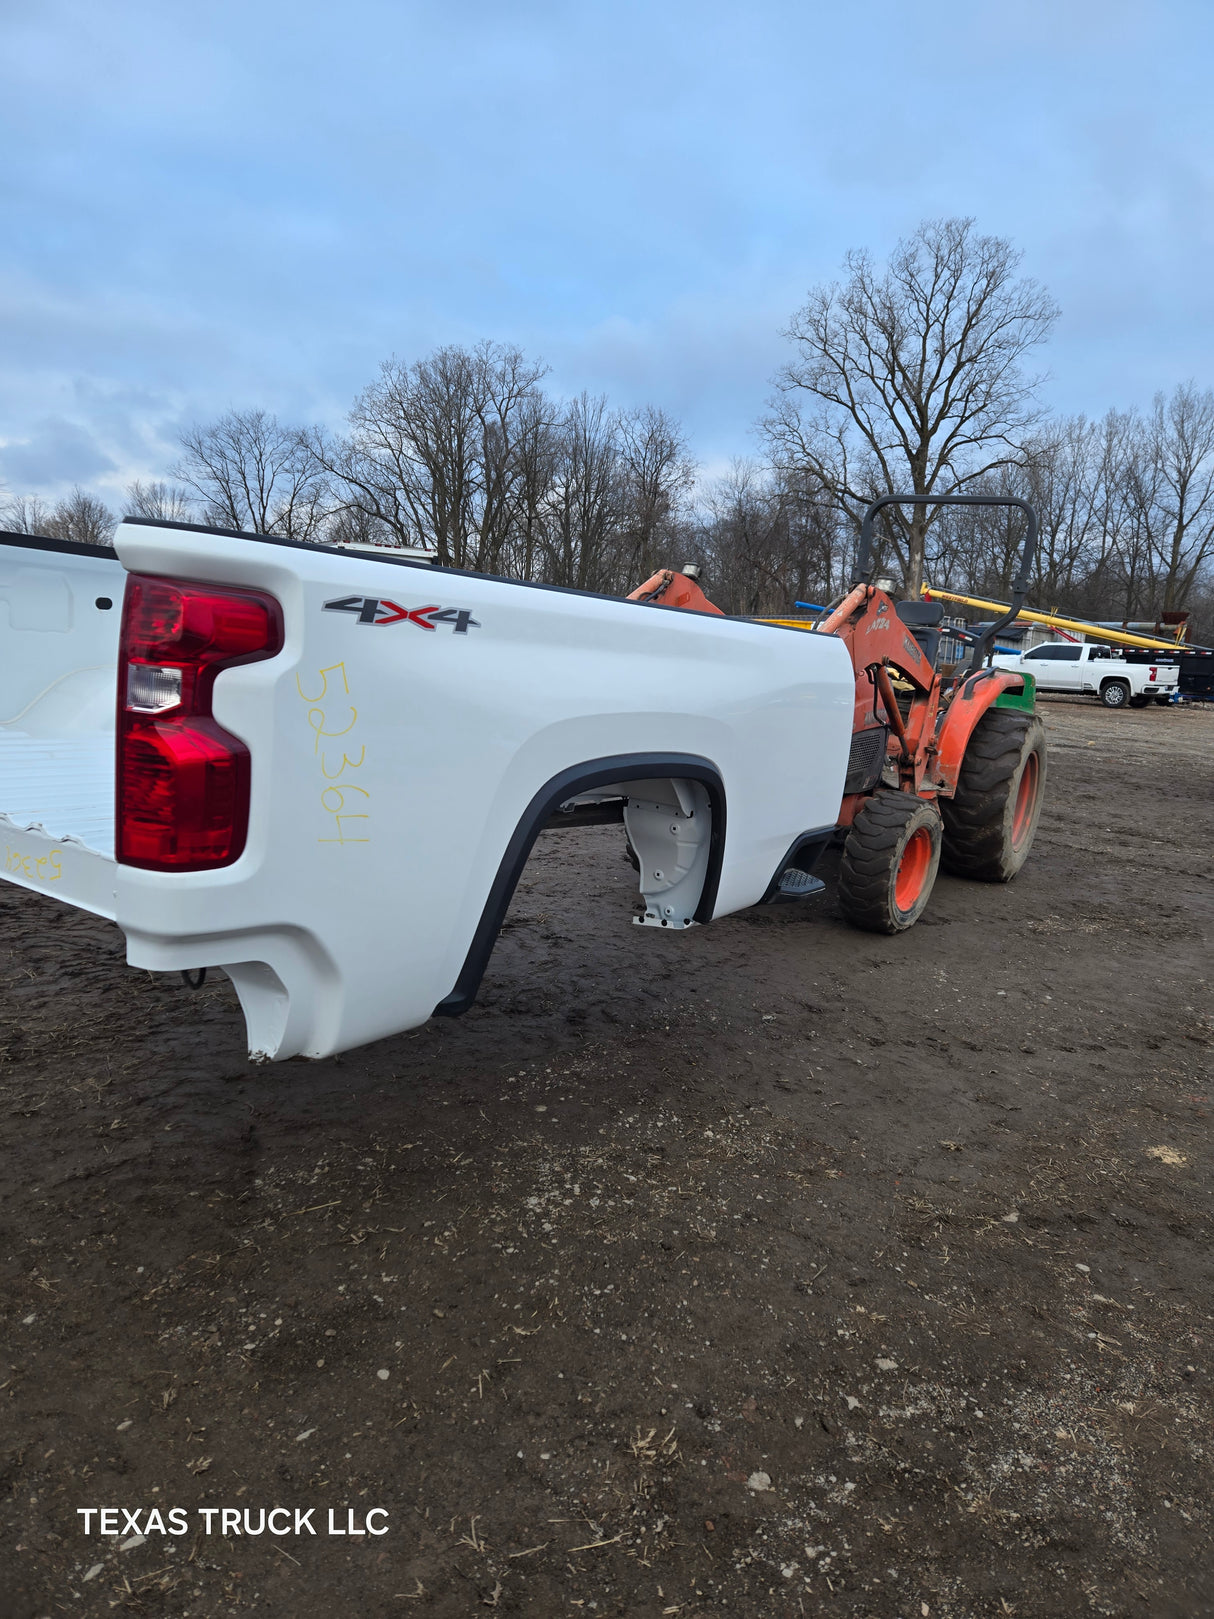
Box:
left=4, top=844, right=63, bottom=883
left=296, top=662, right=370, bottom=845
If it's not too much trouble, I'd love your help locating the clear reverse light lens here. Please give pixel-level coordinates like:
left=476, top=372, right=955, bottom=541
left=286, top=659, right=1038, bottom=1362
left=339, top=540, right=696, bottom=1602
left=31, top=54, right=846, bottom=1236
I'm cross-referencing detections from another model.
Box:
left=126, top=662, right=183, bottom=713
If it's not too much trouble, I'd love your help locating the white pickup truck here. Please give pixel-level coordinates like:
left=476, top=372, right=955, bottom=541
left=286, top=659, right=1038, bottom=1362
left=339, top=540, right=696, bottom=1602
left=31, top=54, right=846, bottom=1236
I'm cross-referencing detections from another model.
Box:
left=1, top=521, right=859, bottom=1061
left=991, top=641, right=1178, bottom=709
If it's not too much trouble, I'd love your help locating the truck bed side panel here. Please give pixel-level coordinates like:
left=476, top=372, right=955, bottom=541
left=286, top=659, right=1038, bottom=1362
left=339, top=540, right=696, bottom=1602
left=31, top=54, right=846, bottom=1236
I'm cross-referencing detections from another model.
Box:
left=111, top=525, right=856, bottom=1060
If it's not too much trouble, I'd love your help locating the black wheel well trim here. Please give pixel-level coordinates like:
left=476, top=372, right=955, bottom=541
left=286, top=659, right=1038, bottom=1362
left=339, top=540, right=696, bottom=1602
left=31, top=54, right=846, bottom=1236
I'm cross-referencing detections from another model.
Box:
left=758, top=826, right=837, bottom=905
left=433, top=752, right=727, bottom=1018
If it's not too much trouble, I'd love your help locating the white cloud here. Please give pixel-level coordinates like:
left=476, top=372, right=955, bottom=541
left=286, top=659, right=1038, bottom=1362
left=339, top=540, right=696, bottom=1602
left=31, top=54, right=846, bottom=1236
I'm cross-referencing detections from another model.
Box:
left=2, top=0, right=1212, bottom=502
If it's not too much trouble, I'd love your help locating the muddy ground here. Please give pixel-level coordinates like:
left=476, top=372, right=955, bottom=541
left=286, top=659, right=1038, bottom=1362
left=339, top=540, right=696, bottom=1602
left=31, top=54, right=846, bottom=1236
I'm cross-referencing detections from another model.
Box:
left=1, top=699, right=1211, bottom=1619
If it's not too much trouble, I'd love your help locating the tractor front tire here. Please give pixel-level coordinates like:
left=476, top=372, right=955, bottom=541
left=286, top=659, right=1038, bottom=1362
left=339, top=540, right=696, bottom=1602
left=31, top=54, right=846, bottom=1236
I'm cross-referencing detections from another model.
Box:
left=838, top=792, right=942, bottom=934
left=941, top=710, right=1046, bottom=883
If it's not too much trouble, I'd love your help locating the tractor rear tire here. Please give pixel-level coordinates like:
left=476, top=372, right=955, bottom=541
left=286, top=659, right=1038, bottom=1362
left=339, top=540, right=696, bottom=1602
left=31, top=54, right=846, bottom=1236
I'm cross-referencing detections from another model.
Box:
left=941, top=710, right=1046, bottom=883
left=838, top=791, right=943, bottom=934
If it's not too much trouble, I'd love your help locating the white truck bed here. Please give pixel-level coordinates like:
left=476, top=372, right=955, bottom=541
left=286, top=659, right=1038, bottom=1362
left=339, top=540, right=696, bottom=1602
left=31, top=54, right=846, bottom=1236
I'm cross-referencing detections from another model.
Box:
left=1, top=538, right=121, bottom=917
left=1, top=522, right=857, bottom=1060
left=2, top=736, right=115, bottom=855
left=0, top=738, right=117, bottom=921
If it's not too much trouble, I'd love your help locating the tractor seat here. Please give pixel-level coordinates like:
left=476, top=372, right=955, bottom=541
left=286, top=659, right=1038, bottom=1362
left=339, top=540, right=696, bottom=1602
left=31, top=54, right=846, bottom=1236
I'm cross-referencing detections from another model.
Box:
left=895, top=599, right=944, bottom=666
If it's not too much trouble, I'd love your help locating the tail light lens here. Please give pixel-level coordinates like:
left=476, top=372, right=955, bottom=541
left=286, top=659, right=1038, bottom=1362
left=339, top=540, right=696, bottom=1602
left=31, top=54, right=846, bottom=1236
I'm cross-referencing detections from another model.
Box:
left=117, top=575, right=283, bottom=870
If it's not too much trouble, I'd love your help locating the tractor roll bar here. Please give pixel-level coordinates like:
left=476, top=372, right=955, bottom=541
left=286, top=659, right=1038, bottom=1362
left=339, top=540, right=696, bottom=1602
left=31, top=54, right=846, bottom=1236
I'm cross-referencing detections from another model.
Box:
left=856, top=493, right=1039, bottom=677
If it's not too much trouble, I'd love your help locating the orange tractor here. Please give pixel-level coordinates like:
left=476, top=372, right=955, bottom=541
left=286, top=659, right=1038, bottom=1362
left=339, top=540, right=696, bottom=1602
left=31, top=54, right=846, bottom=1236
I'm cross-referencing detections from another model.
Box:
left=628, top=493, right=1047, bottom=934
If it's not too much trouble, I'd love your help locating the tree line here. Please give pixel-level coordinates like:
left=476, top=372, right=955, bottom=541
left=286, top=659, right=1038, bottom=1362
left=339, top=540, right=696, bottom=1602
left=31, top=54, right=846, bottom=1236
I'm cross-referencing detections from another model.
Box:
left=4, top=218, right=1212, bottom=640
left=695, top=390, right=1214, bottom=637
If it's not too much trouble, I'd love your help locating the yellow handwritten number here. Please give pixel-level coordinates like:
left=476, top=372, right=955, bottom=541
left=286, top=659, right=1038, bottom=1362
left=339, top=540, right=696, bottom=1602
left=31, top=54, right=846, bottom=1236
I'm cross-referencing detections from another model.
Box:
left=307, top=706, right=358, bottom=749
left=298, top=663, right=371, bottom=845
left=295, top=662, right=350, bottom=702
left=4, top=845, right=63, bottom=883
left=320, top=744, right=366, bottom=779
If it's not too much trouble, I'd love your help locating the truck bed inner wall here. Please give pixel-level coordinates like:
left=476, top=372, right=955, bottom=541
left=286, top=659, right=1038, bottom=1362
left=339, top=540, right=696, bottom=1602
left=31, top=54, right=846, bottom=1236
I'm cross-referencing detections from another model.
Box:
left=1, top=535, right=124, bottom=861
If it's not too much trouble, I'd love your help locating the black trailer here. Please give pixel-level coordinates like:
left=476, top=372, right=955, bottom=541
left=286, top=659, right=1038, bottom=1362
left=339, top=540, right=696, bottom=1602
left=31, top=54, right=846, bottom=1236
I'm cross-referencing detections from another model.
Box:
left=1124, top=647, right=1214, bottom=702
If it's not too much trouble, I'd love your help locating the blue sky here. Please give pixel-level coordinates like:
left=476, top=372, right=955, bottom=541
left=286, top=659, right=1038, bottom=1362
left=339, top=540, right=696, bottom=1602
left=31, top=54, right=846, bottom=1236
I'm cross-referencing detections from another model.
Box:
left=2, top=0, right=1213, bottom=508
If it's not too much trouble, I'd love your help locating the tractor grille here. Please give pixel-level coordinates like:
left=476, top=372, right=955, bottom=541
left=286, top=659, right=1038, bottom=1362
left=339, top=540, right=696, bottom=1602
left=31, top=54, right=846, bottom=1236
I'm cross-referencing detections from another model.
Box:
left=844, top=726, right=888, bottom=794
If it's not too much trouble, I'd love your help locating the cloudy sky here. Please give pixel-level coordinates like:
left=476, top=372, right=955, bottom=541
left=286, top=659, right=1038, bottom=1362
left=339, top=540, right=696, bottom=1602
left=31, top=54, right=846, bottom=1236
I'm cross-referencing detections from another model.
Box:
left=2, top=0, right=1212, bottom=508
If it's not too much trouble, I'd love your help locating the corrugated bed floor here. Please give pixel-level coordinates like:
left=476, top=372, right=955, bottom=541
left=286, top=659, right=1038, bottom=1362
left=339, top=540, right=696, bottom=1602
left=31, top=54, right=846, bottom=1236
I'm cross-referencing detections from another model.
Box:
left=0, top=734, right=114, bottom=855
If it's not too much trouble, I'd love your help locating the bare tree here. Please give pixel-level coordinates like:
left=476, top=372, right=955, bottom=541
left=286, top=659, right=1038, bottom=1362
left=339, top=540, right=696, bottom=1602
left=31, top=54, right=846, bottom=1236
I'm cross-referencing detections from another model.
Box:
left=473, top=345, right=557, bottom=575
left=925, top=417, right=1111, bottom=604
left=693, top=462, right=786, bottom=615
left=1139, top=384, right=1214, bottom=611
left=372, top=343, right=481, bottom=565
left=873, top=389, right=1214, bottom=632
left=1185, top=567, right=1214, bottom=646
left=502, top=391, right=560, bottom=580
left=301, top=341, right=704, bottom=590
left=1060, top=411, right=1141, bottom=619
left=321, top=504, right=399, bottom=548
left=615, top=406, right=695, bottom=583
left=1, top=492, right=54, bottom=535
left=765, top=217, right=1058, bottom=595
left=540, top=394, right=625, bottom=591
left=42, top=487, right=117, bottom=546
left=691, top=461, right=841, bottom=615
left=1021, top=416, right=1118, bottom=608
left=174, top=409, right=330, bottom=540
left=319, top=342, right=552, bottom=568
left=125, top=479, right=194, bottom=523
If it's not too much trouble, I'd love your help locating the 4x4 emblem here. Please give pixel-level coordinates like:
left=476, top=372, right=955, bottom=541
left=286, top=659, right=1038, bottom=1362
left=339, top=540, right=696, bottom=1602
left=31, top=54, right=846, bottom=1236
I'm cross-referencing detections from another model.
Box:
left=323, top=596, right=480, bottom=632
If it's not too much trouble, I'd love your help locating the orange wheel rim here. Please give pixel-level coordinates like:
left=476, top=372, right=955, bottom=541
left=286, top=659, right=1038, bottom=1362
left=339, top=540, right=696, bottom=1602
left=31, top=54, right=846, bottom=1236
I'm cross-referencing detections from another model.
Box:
left=1012, top=752, right=1039, bottom=849
left=895, top=826, right=932, bottom=911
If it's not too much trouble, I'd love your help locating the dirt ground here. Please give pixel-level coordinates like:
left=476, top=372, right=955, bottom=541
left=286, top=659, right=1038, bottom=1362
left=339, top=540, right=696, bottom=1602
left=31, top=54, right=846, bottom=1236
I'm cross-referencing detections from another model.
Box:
left=1, top=698, right=1211, bottom=1619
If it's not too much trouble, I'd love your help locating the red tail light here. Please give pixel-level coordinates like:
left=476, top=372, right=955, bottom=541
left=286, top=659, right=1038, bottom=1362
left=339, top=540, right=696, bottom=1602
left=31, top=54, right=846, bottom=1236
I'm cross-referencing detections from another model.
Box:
left=117, top=576, right=283, bottom=870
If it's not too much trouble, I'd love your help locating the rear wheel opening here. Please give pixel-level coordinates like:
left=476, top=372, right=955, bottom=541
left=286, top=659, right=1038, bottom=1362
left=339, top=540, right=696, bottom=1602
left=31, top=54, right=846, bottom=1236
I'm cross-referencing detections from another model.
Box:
left=941, top=709, right=1046, bottom=882
left=838, top=792, right=942, bottom=934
